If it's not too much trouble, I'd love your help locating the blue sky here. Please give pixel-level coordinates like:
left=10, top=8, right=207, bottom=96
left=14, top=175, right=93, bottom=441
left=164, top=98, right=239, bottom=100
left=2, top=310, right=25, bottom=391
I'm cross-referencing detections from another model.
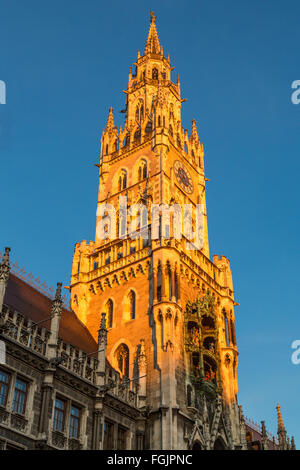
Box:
left=1, top=0, right=300, bottom=443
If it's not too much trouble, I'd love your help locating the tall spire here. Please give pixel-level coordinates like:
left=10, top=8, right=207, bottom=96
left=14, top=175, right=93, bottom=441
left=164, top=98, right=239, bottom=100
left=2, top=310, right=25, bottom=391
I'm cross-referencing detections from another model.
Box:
left=276, top=403, right=286, bottom=432
left=145, top=12, right=162, bottom=55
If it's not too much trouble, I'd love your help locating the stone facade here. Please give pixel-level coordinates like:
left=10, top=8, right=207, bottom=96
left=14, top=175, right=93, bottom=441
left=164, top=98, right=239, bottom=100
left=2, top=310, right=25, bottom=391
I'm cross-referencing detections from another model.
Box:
left=0, top=273, right=143, bottom=450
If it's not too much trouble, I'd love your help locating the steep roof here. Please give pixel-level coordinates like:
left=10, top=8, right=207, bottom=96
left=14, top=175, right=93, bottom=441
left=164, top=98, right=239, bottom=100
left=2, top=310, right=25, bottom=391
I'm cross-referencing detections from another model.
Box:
left=4, top=273, right=97, bottom=354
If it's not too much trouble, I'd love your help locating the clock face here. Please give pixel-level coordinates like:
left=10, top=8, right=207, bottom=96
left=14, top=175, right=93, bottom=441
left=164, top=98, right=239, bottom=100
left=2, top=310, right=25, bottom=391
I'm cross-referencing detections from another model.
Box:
left=174, top=160, right=194, bottom=194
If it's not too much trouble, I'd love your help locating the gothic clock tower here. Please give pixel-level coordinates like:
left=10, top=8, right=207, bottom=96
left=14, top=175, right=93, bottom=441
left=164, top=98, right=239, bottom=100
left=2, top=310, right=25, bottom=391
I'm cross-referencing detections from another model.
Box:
left=70, top=13, right=244, bottom=450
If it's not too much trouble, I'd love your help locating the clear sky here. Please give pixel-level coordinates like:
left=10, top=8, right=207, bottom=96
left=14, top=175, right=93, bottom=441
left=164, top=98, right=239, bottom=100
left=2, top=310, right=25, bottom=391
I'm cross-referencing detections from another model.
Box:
left=1, top=0, right=299, bottom=444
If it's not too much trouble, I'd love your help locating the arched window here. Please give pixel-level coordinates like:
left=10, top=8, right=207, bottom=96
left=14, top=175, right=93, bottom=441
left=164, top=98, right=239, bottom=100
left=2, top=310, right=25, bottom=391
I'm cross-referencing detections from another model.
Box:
left=116, top=212, right=120, bottom=238
left=135, top=100, right=144, bottom=123
left=123, top=134, right=130, bottom=147
left=187, top=385, right=192, bottom=407
left=169, top=125, right=173, bottom=137
left=157, top=264, right=162, bottom=301
left=223, top=310, right=230, bottom=347
left=167, top=265, right=172, bottom=301
left=203, top=355, right=217, bottom=383
left=105, top=144, right=109, bottom=155
left=174, top=271, right=179, bottom=301
left=152, top=67, right=158, bottom=80
left=230, top=318, right=236, bottom=345
left=158, top=116, right=161, bottom=127
left=204, top=336, right=215, bottom=354
left=177, top=134, right=182, bottom=148
left=105, top=299, right=113, bottom=328
left=128, top=290, right=136, bottom=320
left=115, top=343, right=129, bottom=377
left=145, top=120, right=152, bottom=134
left=134, top=129, right=141, bottom=142
left=138, top=160, right=147, bottom=181
left=118, top=170, right=127, bottom=192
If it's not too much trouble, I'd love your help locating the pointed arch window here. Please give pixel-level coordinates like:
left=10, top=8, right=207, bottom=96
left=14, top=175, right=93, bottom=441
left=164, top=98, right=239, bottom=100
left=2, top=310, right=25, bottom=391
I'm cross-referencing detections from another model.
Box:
left=123, top=134, right=130, bottom=147
left=135, top=100, right=144, bottom=123
left=152, top=68, right=158, bottom=80
left=145, top=120, right=152, bottom=135
left=169, top=125, right=173, bottom=137
left=105, top=299, right=113, bottom=328
left=134, top=129, right=141, bottom=142
left=167, top=265, right=172, bottom=301
left=230, top=318, right=236, bottom=345
left=118, top=170, right=127, bottom=192
left=223, top=310, right=230, bottom=347
left=128, top=290, right=136, bottom=320
left=138, top=160, right=148, bottom=182
left=115, top=343, right=129, bottom=377
left=174, top=271, right=179, bottom=302
left=157, top=264, right=162, bottom=302
left=116, top=212, right=120, bottom=238
left=187, top=385, right=192, bottom=407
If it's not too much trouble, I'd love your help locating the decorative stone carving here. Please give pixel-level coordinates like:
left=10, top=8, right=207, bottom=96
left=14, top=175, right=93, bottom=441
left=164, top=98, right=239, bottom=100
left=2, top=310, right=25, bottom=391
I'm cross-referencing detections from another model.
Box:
left=52, top=431, right=67, bottom=449
left=10, top=413, right=28, bottom=433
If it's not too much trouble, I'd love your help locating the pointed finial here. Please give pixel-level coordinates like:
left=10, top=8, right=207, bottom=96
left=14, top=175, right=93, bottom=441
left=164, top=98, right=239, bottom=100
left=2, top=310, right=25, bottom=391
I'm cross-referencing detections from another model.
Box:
left=191, top=119, right=199, bottom=141
left=51, top=282, right=63, bottom=317
left=261, top=420, right=267, bottom=437
left=106, top=106, right=115, bottom=131
left=0, top=247, right=11, bottom=283
left=145, top=11, right=162, bottom=55
left=128, top=66, right=132, bottom=88
left=100, top=312, right=107, bottom=330
left=150, top=11, right=156, bottom=23
left=55, top=282, right=62, bottom=301
left=98, top=313, right=107, bottom=346
left=276, top=404, right=286, bottom=432
left=291, top=436, right=296, bottom=450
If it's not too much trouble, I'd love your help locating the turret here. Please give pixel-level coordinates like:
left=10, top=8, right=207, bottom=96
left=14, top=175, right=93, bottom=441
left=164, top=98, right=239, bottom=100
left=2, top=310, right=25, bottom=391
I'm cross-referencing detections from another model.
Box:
left=47, top=282, right=63, bottom=360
